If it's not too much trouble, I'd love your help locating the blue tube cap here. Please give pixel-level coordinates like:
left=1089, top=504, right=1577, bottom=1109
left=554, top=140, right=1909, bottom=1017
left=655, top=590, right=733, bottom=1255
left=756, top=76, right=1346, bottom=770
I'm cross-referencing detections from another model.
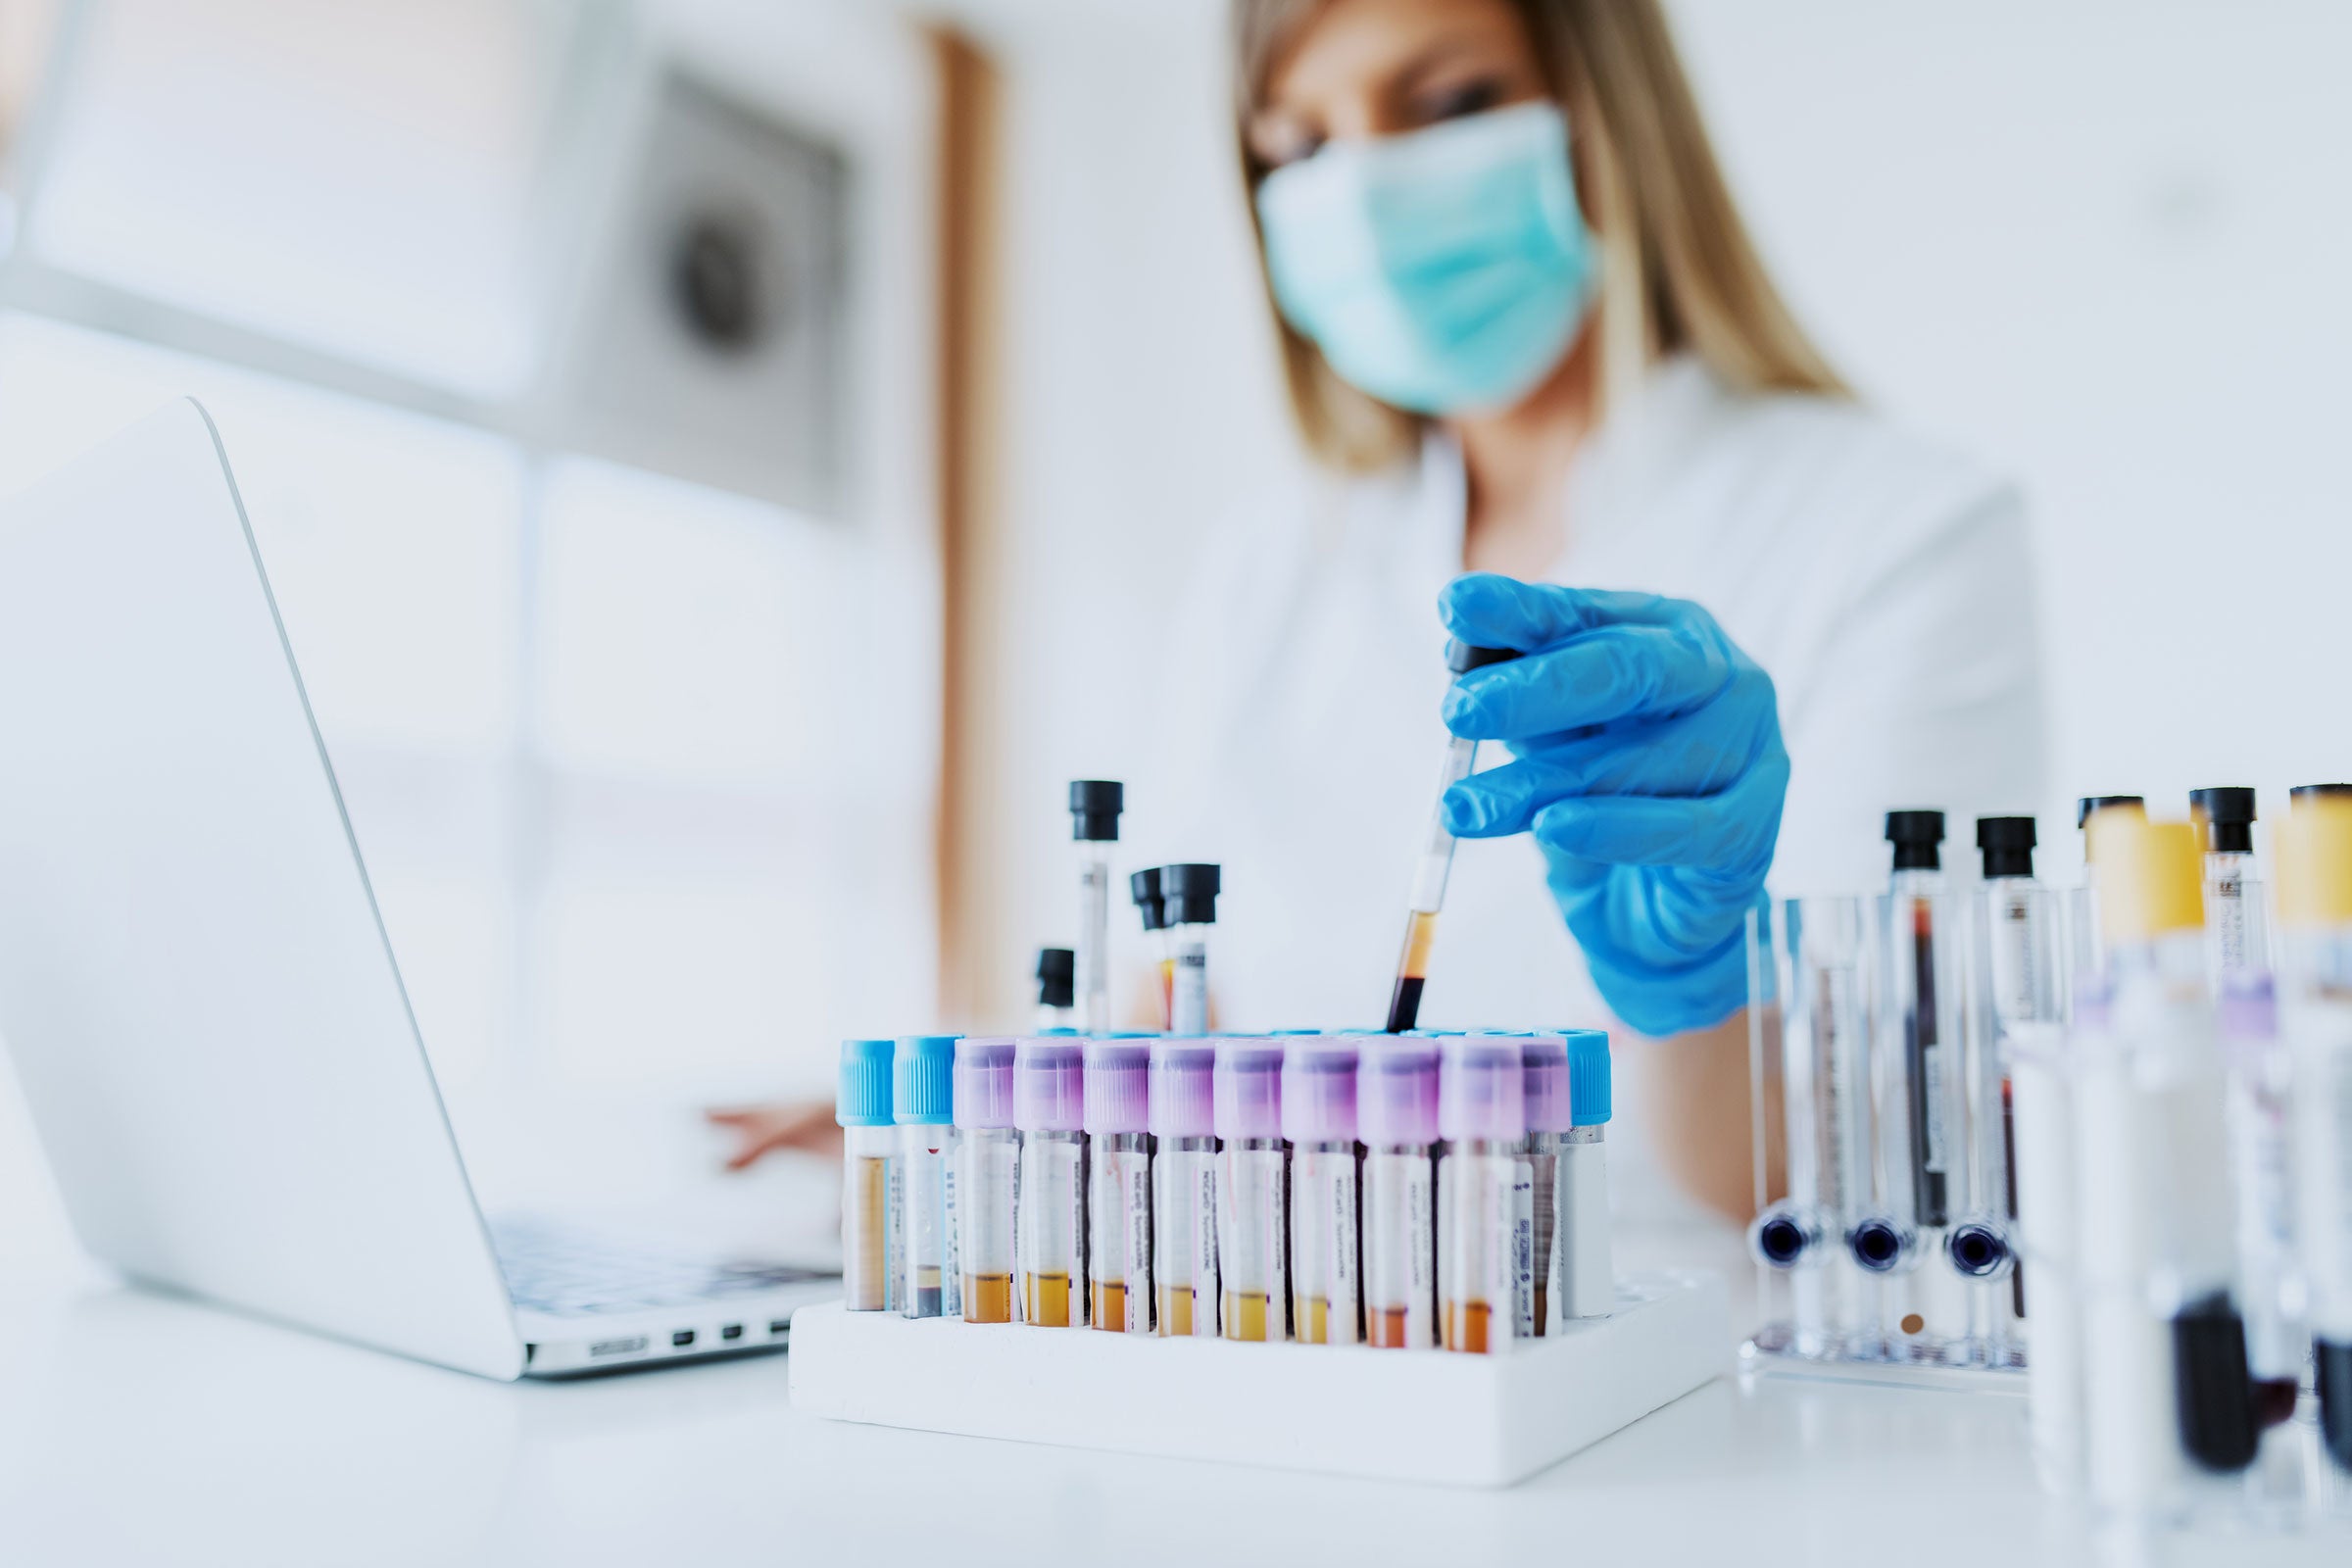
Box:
left=1566, top=1029, right=1612, bottom=1126
left=836, top=1038, right=896, bottom=1126
left=893, top=1035, right=958, bottom=1124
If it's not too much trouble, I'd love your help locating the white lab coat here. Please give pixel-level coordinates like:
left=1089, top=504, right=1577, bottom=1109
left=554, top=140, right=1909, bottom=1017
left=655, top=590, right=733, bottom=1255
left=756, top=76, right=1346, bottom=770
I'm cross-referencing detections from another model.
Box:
left=1140, top=355, right=2047, bottom=1217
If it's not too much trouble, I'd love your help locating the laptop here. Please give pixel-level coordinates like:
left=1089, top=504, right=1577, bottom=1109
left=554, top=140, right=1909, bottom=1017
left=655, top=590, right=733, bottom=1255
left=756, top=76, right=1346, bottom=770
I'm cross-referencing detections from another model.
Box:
left=0, top=401, right=838, bottom=1378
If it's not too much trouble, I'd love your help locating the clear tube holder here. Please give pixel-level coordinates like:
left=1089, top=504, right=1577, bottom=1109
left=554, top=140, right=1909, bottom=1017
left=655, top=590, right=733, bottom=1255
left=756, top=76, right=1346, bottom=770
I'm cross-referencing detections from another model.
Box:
left=790, top=1270, right=1727, bottom=1488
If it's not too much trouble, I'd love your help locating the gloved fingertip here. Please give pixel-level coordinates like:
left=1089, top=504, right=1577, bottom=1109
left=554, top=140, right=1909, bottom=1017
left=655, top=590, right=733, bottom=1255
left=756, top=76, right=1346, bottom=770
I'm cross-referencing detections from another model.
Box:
left=1437, top=571, right=1521, bottom=643
left=1439, top=785, right=1484, bottom=837
left=1439, top=682, right=1484, bottom=733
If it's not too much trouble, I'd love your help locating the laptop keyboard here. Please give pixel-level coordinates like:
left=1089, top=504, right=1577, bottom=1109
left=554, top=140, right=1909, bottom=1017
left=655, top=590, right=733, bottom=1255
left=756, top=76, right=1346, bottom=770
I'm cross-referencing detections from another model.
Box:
left=493, top=1220, right=833, bottom=1318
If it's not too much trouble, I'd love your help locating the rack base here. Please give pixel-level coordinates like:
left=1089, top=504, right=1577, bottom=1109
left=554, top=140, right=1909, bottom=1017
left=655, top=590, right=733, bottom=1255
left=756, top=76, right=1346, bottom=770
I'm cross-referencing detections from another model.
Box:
left=790, top=1270, right=1728, bottom=1488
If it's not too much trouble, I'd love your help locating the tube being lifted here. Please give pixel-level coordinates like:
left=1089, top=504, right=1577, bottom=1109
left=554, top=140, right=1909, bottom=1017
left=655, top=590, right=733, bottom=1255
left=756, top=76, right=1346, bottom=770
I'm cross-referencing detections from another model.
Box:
left=1386, top=640, right=1522, bottom=1032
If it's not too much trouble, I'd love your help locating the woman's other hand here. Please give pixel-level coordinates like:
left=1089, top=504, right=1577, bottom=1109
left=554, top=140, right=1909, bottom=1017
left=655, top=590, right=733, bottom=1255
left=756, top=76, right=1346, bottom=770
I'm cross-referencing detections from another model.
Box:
left=1437, top=571, right=1787, bottom=1039
left=705, top=1101, right=842, bottom=1170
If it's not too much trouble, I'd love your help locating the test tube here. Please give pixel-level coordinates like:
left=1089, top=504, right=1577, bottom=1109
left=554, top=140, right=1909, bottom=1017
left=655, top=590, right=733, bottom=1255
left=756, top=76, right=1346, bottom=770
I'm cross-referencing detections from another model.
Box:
left=1131, top=867, right=1172, bottom=1031
left=2190, top=787, right=2267, bottom=979
left=2081, top=817, right=2257, bottom=1515
left=893, top=1034, right=961, bottom=1320
left=2215, top=974, right=2309, bottom=1509
left=2069, top=795, right=2147, bottom=1008
left=953, top=1037, right=1020, bottom=1324
left=1519, top=1035, right=1571, bottom=1334
left=1359, top=1039, right=1439, bottom=1348
left=1214, top=1040, right=1288, bottom=1342
left=1165, top=864, right=1221, bottom=1037
left=836, top=1038, right=897, bottom=1313
left=1939, top=819, right=2040, bottom=1366
left=1438, top=1037, right=1531, bottom=1352
left=1069, top=781, right=1122, bottom=1034
left=2277, top=789, right=2352, bottom=1476
left=1284, top=1039, right=1361, bottom=1346
left=1150, top=1039, right=1219, bottom=1337
left=1749, top=897, right=1872, bottom=1356
left=1886, top=811, right=1959, bottom=1233
left=1383, top=640, right=1523, bottom=1033
left=1559, top=1030, right=1615, bottom=1320
left=1014, top=1037, right=1088, bottom=1328
left=1084, top=1038, right=1152, bottom=1333
left=1034, top=948, right=1076, bottom=1033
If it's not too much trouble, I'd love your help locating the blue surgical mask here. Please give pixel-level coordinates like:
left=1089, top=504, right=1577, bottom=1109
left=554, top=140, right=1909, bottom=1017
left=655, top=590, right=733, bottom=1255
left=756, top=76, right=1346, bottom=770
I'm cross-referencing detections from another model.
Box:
left=1255, top=102, right=1596, bottom=416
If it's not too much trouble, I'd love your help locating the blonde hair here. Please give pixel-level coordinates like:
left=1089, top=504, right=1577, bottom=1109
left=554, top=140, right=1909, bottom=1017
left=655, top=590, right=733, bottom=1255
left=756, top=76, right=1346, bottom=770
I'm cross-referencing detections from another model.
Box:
left=1232, top=0, right=1848, bottom=471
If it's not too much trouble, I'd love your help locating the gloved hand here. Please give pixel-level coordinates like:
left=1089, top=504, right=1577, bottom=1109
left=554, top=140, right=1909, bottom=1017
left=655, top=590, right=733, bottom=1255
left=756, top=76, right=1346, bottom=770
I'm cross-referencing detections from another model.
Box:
left=1437, top=572, right=1788, bottom=1037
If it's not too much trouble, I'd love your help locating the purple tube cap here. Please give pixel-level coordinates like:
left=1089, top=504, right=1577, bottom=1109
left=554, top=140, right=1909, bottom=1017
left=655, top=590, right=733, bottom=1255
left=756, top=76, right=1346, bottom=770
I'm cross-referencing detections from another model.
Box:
left=1083, top=1039, right=1152, bottom=1134
left=1519, top=1035, right=1573, bottom=1133
left=1013, top=1036, right=1086, bottom=1133
left=1149, top=1040, right=1217, bottom=1139
left=1439, top=1036, right=1527, bottom=1143
left=1213, top=1039, right=1286, bottom=1141
left=953, top=1036, right=1018, bottom=1130
left=1281, top=1039, right=1359, bottom=1145
left=1356, top=1038, right=1440, bottom=1147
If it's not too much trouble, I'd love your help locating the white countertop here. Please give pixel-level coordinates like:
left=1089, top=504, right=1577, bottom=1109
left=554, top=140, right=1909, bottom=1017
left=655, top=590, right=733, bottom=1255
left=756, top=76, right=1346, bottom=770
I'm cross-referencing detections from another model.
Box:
left=1, top=1091, right=2346, bottom=1566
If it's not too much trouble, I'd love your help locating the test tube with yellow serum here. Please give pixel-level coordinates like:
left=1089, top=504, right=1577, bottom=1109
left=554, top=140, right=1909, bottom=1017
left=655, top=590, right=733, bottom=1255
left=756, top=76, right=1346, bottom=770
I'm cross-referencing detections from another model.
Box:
left=1084, top=1039, right=1152, bottom=1334
left=1214, top=1040, right=1288, bottom=1343
left=1359, top=1039, right=1440, bottom=1349
left=1284, top=1039, right=1361, bottom=1346
left=1014, top=1037, right=1088, bottom=1328
left=836, top=1038, right=898, bottom=1312
left=953, top=1037, right=1020, bottom=1324
left=1150, top=1040, right=1220, bottom=1337
left=1438, top=1037, right=1531, bottom=1353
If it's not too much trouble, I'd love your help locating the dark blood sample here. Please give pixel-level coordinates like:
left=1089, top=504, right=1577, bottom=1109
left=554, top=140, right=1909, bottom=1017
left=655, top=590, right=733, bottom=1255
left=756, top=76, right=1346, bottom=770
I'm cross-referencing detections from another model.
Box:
left=2170, top=1293, right=2259, bottom=1473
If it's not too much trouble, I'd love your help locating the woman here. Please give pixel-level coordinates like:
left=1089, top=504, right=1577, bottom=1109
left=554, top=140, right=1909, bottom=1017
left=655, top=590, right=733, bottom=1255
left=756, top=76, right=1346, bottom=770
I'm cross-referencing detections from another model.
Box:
left=721, top=0, right=2044, bottom=1221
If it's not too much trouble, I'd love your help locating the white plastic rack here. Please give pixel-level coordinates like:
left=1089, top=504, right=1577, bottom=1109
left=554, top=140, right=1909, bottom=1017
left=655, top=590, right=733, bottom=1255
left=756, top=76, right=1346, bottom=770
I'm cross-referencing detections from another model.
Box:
left=790, top=1269, right=1728, bottom=1488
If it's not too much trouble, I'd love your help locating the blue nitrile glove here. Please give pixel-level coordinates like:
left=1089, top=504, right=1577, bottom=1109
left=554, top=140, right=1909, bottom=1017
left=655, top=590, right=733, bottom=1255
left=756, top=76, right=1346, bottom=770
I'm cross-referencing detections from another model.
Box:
left=1437, top=572, right=1788, bottom=1037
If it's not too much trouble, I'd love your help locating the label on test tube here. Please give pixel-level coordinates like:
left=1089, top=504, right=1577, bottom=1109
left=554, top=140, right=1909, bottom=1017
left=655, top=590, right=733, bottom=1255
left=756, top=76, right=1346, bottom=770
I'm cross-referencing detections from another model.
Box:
left=1511, top=1155, right=1536, bottom=1340
left=1291, top=1149, right=1359, bottom=1345
left=1171, top=940, right=1208, bottom=1036
left=1988, top=882, right=2042, bottom=1026
left=1363, top=1152, right=1434, bottom=1348
left=1440, top=1152, right=1518, bottom=1353
left=1091, top=1146, right=1152, bottom=1333
left=1218, top=1147, right=1286, bottom=1342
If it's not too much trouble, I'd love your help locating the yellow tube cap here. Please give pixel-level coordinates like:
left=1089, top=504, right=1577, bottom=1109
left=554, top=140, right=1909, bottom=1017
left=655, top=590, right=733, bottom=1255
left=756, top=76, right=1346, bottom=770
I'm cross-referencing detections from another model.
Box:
left=2275, top=795, right=2352, bottom=928
left=2092, top=817, right=2203, bottom=943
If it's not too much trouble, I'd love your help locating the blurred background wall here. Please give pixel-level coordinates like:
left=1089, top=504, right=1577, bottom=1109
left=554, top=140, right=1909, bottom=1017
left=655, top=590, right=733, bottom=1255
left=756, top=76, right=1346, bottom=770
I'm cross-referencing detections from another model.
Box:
left=0, top=0, right=2346, bottom=1152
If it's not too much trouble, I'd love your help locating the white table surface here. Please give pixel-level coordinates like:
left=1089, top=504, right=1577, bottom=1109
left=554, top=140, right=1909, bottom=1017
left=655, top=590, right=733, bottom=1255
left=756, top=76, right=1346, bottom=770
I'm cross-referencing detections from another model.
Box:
left=2, top=1089, right=2346, bottom=1567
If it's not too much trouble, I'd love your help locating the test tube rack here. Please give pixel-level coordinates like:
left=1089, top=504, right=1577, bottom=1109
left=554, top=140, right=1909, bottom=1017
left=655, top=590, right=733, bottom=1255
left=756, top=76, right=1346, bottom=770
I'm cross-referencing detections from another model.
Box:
left=790, top=1270, right=1727, bottom=1488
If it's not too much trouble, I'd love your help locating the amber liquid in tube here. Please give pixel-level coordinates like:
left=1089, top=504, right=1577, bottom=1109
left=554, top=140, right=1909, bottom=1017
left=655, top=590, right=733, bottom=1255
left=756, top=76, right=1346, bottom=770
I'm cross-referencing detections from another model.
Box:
left=1025, top=1272, right=1072, bottom=1328
left=846, top=1155, right=889, bottom=1311
left=1158, top=1286, right=1194, bottom=1338
left=1385, top=910, right=1438, bottom=1033
left=1446, top=1300, right=1494, bottom=1354
left=963, top=1273, right=1013, bottom=1324
left=1223, top=1291, right=1271, bottom=1344
left=1093, top=1280, right=1127, bottom=1332
left=1368, top=1305, right=1412, bottom=1348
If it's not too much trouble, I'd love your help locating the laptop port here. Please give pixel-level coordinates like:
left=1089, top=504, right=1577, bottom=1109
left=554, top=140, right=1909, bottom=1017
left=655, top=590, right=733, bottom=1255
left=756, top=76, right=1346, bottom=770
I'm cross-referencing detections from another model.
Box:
left=720, top=1323, right=744, bottom=1342
left=768, top=1319, right=791, bottom=1336
left=590, top=1337, right=648, bottom=1357
left=671, top=1330, right=696, bottom=1348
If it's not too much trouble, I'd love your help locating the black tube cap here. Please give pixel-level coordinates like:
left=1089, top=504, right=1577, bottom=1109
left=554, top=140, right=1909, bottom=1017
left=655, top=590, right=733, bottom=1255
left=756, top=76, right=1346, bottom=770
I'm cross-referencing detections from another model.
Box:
left=1129, top=867, right=1166, bottom=932
left=2189, top=787, right=2257, bottom=855
left=1976, top=815, right=2036, bottom=879
left=2292, top=783, right=2352, bottom=802
left=1163, top=862, right=1221, bottom=925
left=1885, top=809, right=1945, bottom=872
left=2077, top=795, right=2144, bottom=829
left=1069, top=780, right=1123, bottom=842
left=1035, top=947, right=1075, bottom=1009
left=1445, top=640, right=1521, bottom=675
